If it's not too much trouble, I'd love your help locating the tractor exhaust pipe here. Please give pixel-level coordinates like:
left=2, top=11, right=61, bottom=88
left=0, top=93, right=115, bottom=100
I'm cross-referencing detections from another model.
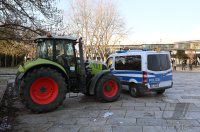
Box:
left=78, top=38, right=87, bottom=93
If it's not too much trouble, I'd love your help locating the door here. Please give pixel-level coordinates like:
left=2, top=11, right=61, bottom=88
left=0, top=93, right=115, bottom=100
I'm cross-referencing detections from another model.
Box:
left=147, top=54, right=172, bottom=89
left=55, top=40, right=76, bottom=74
left=111, top=55, right=142, bottom=84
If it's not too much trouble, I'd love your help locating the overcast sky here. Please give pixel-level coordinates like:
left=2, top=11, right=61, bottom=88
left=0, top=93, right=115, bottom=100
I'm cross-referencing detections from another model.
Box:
left=58, top=0, right=200, bottom=44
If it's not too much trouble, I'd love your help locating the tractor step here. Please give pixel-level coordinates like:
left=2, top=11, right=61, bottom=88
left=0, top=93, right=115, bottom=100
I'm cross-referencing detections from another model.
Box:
left=68, top=93, right=79, bottom=98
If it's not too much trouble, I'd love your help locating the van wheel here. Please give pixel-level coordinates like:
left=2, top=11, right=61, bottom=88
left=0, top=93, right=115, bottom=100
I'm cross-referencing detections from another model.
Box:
left=129, top=84, right=141, bottom=98
left=156, top=89, right=165, bottom=94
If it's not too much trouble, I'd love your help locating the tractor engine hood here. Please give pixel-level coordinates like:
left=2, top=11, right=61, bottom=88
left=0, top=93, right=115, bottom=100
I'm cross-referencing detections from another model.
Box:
left=85, top=60, right=108, bottom=75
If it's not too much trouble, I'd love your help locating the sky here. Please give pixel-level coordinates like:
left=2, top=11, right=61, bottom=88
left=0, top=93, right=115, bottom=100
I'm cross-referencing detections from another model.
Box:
left=58, top=0, right=200, bottom=44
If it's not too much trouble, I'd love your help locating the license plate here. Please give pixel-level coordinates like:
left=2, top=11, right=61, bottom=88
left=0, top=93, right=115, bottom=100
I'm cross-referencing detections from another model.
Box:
left=151, top=83, right=159, bottom=88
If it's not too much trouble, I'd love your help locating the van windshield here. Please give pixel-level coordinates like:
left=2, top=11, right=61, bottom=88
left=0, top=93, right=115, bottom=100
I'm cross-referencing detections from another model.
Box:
left=148, top=54, right=171, bottom=71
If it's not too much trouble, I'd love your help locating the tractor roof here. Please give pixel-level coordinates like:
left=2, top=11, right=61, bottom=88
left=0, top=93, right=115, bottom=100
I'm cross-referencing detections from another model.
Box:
left=36, top=36, right=77, bottom=41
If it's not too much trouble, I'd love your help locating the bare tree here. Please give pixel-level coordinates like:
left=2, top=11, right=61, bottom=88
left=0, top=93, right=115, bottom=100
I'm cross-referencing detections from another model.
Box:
left=0, top=0, right=63, bottom=41
left=67, top=0, right=128, bottom=61
left=0, top=0, right=66, bottom=67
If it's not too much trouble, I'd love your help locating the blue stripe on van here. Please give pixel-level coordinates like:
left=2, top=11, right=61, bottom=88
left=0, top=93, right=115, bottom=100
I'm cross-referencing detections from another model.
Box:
left=116, top=76, right=143, bottom=83
left=111, top=71, right=142, bottom=74
left=111, top=70, right=172, bottom=83
left=148, top=70, right=172, bottom=75
left=111, top=70, right=143, bottom=83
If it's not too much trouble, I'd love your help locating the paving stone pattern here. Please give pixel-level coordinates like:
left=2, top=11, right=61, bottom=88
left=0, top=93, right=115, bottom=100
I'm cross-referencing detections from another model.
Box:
left=0, top=76, right=15, bottom=102
left=11, top=72, right=200, bottom=132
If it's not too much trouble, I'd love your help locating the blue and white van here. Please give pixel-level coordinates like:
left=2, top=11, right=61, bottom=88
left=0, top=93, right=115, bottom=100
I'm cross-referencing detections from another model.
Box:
left=106, top=50, right=173, bottom=97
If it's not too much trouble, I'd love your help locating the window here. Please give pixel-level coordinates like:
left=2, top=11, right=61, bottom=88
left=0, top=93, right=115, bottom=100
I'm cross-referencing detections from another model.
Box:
left=56, top=40, right=74, bottom=57
left=56, top=40, right=75, bottom=68
left=36, top=40, right=53, bottom=60
left=148, top=54, right=170, bottom=71
left=115, top=55, right=141, bottom=71
left=160, top=54, right=171, bottom=70
left=64, top=43, right=74, bottom=56
left=47, top=41, right=53, bottom=59
left=147, top=55, right=160, bottom=71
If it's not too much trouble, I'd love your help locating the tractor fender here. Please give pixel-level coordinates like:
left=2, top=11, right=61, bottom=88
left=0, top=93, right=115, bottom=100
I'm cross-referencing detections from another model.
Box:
left=18, top=64, right=69, bottom=81
left=20, top=58, right=67, bottom=74
left=89, top=70, right=111, bottom=95
left=18, top=58, right=69, bottom=80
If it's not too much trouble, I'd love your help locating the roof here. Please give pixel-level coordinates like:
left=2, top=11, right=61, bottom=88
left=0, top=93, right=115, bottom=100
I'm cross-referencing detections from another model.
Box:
left=109, top=50, right=170, bottom=57
left=174, top=40, right=200, bottom=44
left=36, top=36, right=77, bottom=41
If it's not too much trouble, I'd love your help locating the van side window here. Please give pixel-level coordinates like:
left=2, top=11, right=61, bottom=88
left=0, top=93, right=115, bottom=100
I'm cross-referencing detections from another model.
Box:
left=115, top=55, right=141, bottom=71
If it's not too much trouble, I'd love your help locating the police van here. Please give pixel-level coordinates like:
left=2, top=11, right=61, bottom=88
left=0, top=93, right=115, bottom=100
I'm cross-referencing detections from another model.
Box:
left=106, top=50, right=173, bottom=97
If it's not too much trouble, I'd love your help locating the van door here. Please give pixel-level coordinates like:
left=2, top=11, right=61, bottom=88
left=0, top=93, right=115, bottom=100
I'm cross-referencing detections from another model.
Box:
left=147, top=54, right=172, bottom=89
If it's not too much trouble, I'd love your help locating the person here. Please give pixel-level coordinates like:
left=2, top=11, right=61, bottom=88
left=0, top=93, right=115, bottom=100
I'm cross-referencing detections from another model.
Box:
left=189, top=59, right=193, bottom=71
left=171, top=59, right=176, bottom=71
left=182, top=59, right=186, bottom=70
left=171, top=59, right=174, bottom=68
left=173, top=59, right=177, bottom=71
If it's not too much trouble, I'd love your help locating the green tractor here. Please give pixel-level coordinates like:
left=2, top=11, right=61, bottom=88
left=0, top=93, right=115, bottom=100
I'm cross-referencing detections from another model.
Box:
left=13, top=35, right=121, bottom=112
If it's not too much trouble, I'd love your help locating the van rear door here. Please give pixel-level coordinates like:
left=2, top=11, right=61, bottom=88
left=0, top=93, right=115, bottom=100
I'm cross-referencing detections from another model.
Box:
left=147, top=53, right=172, bottom=89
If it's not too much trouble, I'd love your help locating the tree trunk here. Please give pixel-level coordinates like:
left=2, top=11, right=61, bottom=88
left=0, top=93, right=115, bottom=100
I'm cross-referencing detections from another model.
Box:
left=11, top=54, right=15, bottom=67
left=0, top=55, right=1, bottom=67
left=5, top=54, right=7, bottom=67
left=16, top=55, right=18, bottom=66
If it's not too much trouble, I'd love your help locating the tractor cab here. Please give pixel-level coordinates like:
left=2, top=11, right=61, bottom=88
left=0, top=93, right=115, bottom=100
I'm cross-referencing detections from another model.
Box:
left=35, top=36, right=77, bottom=74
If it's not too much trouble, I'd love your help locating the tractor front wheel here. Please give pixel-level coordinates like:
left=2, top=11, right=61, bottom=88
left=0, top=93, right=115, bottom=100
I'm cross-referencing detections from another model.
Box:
left=20, top=67, right=67, bottom=113
left=96, top=74, right=121, bottom=102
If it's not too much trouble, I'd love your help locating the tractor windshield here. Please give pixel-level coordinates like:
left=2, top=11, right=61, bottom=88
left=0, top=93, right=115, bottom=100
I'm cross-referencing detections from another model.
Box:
left=36, top=39, right=53, bottom=60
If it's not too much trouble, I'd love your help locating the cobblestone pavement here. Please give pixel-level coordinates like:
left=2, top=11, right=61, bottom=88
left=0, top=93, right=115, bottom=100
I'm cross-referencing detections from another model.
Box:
left=9, top=72, right=200, bottom=132
left=0, top=75, right=15, bottom=102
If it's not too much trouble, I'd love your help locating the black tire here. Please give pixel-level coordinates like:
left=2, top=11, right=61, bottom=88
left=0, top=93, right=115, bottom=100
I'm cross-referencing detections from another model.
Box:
left=96, top=74, right=121, bottom=102
left=129, top=83, right=142, bottom=98
left=156, top=89, right=165, bottom=94
left=83, top=90, right=92, bottom=96
left=20, top=67, right=67, bottom=113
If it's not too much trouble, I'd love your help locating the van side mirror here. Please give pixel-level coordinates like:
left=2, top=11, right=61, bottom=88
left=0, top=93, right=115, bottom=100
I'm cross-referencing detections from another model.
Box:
left=110, top=68, right=114, bottom=71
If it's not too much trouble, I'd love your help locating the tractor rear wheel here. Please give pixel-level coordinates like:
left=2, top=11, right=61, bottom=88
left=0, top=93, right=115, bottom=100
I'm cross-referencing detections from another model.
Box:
left=96, top=74, right=121, bottom=102
left=20, top=67, right=67, bottom=113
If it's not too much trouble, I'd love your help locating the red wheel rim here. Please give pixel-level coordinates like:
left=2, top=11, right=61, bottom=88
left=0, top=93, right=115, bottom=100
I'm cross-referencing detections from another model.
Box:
left=103, top=80, right=118, bottom=97
left=30, top=77, right=58, bottom=105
